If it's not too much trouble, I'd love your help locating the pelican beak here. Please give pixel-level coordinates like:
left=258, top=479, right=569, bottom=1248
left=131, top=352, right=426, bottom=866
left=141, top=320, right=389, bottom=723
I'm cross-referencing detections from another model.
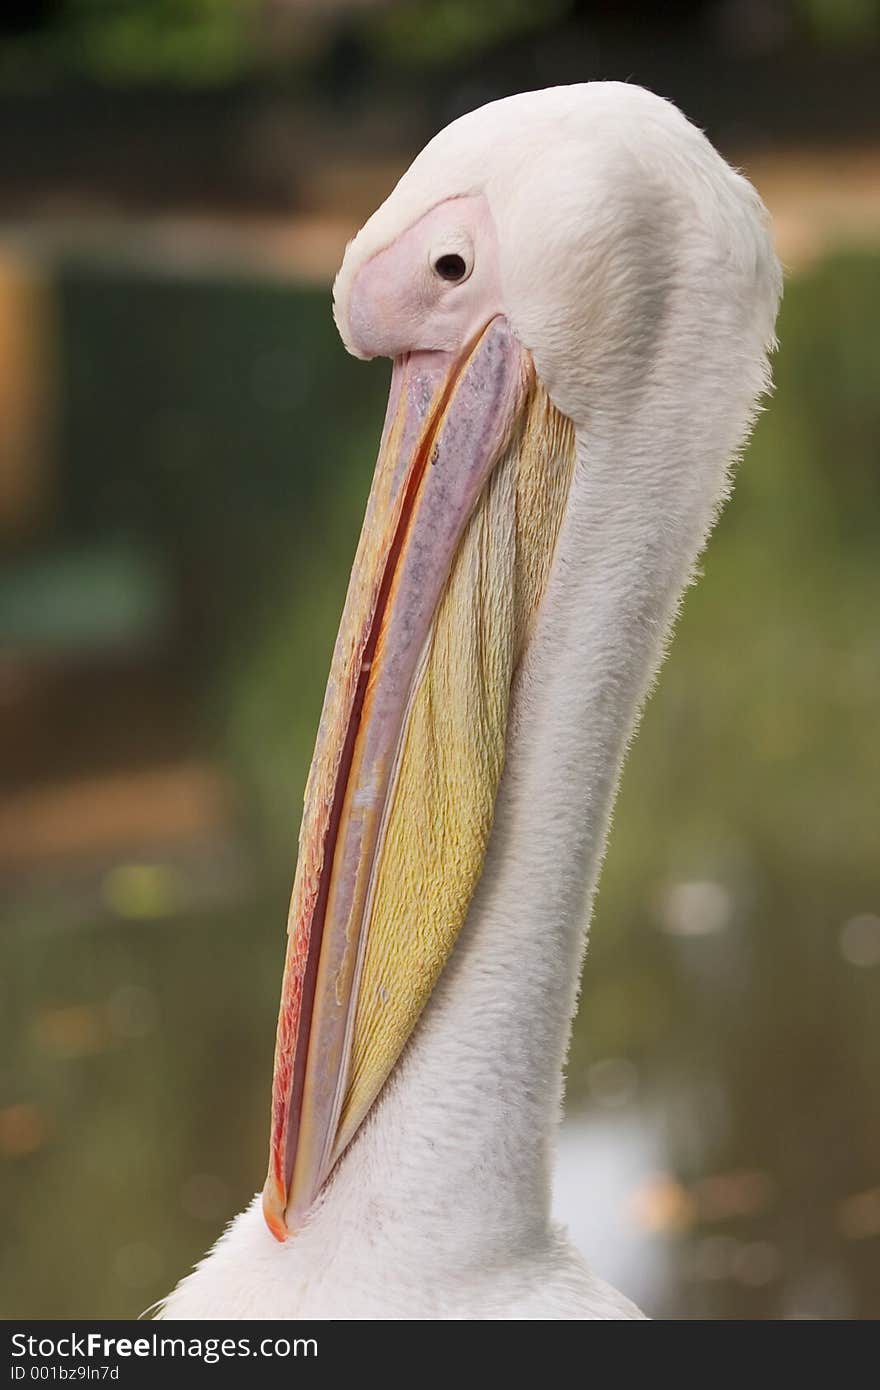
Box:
left=262, top=316, right=573, bottom=1239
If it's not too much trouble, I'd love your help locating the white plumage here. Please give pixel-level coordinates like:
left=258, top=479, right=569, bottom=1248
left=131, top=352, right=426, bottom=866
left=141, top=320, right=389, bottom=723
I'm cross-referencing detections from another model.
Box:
left=160, top=82, right=780, bottom=1320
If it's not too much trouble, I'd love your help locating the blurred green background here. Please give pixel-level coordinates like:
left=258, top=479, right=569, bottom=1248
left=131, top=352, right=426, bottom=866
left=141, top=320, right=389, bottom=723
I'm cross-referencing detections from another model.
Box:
left=1, top=1, right=878, bottom=1320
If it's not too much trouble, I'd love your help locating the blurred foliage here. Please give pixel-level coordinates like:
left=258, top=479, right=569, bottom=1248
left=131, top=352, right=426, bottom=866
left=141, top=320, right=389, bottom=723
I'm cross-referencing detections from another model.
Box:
left=0, top=0, right=258, bottom=88
left=1, top=248, right=878, bottom=1317
left=1, top=0, right=878, bottom=91
left=799, top=0, right=880, bottom=46
left=371, top=0, right=571, bottom=67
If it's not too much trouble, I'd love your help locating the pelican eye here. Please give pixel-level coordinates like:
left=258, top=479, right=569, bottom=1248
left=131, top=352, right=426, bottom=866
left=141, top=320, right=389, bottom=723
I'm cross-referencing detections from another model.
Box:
left=433, top=253, right=467, bottom=282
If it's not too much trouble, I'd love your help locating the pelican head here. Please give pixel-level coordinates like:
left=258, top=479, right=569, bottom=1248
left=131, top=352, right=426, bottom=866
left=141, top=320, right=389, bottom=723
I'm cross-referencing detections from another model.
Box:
left=262, top=82, right=780, bottom=1240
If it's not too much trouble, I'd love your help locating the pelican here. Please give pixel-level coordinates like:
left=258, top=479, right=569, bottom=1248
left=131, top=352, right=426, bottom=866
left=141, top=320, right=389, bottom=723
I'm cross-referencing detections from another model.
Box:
left=160, top=82, right=780, bottom=1320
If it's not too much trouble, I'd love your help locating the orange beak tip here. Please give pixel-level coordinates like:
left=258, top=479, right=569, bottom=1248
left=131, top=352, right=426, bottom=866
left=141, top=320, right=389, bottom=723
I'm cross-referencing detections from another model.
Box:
left=261, top=1182, right=290, bottom=1244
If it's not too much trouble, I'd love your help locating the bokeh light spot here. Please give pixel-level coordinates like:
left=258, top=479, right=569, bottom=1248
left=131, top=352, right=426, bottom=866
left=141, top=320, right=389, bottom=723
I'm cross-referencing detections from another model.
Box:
left=587, top=1057, right=639, bottom=1108
left=839, top=913, right=880, bottom=967
left=101, top=863, right=182, bottom=920
left=0, top=1102, right=49, bottom=1157
left=659, top=880, right=733, bottom=937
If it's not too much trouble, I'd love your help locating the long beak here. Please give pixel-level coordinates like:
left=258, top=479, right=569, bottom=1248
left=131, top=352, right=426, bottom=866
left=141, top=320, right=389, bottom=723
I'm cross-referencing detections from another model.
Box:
left=262, top=317, right=548, bottom=1239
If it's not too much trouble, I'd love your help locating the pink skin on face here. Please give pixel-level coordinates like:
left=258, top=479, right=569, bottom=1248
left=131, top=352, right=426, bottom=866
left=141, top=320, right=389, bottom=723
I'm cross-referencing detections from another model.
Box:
left=342, top=194, right=505, bottom=361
